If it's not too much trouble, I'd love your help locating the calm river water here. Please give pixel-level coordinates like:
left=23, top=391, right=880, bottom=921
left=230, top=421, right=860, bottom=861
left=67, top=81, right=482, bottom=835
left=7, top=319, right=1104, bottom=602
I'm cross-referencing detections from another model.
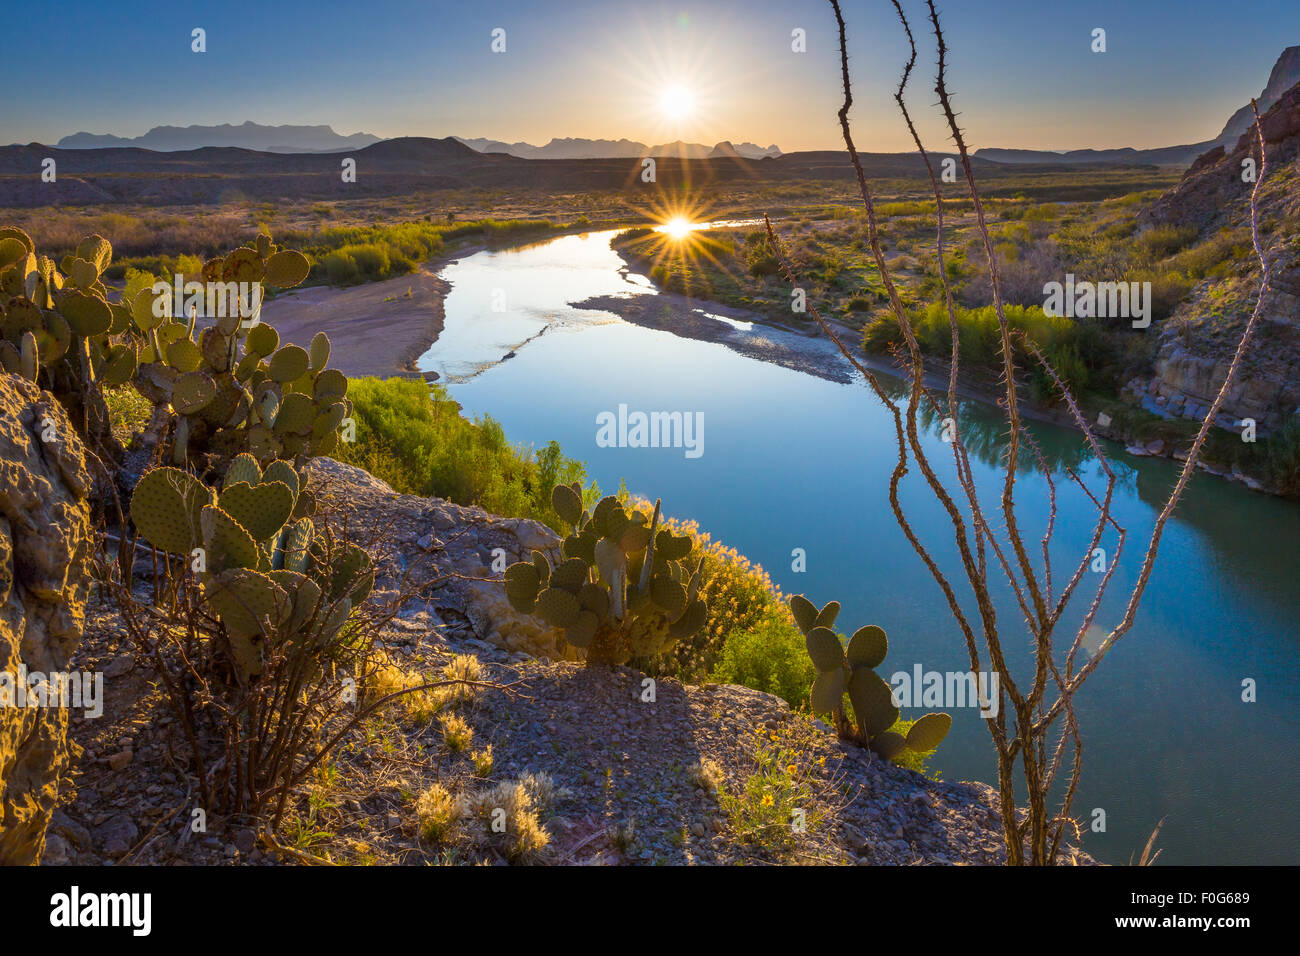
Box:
left=418, top=230, right=1300, bottom=865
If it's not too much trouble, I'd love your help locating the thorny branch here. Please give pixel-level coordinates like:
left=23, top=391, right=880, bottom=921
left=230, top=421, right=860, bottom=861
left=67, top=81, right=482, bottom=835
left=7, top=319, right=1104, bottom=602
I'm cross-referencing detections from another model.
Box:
left=770, top=0, right=1273, bottom=864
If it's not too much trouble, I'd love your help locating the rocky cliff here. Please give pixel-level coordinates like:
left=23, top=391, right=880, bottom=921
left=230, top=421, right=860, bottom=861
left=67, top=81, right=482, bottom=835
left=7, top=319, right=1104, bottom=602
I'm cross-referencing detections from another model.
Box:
left=1215, top=46, right=1300, bottom=150
left=0, top=373, right=93, bottom=865
left=1135, top=82, right=1300, bottom=434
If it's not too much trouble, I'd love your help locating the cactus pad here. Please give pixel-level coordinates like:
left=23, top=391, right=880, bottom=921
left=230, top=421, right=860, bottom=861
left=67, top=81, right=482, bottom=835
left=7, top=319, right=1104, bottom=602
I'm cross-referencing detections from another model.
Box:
left=551, top=483, right=583, bottom=526
left=200, top=505, right=260, bottom=573
left=869, top=731, right=908, bottom=760
left=130, top=466, right=214, bottom=555
left=268, top=345, right=309, bottom=383
left=223, top=453, right=263, bottom=490
left=535, top=587, right=580, bottom=628
left=548, top=556, right=589, bottom=594
left=847, top=625, right=888, bottom=669
left=329, top=544, right=374, bottom=604
left=904, top=712, right=952, bottom=753
left=265, top=250, right=310, bottom=288
left=262, top=459, right=300, bottom=497
left=565, top=611, right=600, bottom=648
left=810, top=667, right=847, bottom=716
left=504, top=562, right=542, bottom=602
left=789, top=594, right=817, bottom=634
left=805, top=626, right=845, bottom=672
left=849, top=667, right=899, bottom=738
left=218, top=480, right=295, bottom=542
left=814, top=600, right=840, bottom=630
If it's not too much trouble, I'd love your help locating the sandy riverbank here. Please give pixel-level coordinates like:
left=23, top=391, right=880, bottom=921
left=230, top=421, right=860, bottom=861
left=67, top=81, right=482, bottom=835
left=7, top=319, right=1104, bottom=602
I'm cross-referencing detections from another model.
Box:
left=257, top=244, right=486, bottom=379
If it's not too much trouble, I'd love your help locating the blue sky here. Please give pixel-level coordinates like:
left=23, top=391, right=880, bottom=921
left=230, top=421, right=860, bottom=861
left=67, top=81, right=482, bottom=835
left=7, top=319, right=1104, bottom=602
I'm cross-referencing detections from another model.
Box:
left=4, top=0, right=1298, bottom=151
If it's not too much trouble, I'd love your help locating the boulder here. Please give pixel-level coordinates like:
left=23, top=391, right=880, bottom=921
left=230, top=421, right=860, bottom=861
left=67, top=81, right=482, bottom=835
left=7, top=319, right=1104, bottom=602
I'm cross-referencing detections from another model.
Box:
left=0, top=373, right=93, bottom=865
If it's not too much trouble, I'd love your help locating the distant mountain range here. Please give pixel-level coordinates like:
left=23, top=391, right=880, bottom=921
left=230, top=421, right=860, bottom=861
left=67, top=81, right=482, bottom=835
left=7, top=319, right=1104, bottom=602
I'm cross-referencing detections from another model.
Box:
left=977, top=44, right=1300, bottom=167
left=453, top=136, right=782, bottom=160
left=38, top=45, right=1300, bottom=167
left=51, top=123, right=784, bottom=160
left=56, top=122, right=383, bottom=153
left=974, top=144, right=1213, bottom=166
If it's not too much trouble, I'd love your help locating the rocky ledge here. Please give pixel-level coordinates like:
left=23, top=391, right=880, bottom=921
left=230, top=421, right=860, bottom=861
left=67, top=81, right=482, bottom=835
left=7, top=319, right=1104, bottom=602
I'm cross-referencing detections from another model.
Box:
left=45, top=459, right=1091, bottom=865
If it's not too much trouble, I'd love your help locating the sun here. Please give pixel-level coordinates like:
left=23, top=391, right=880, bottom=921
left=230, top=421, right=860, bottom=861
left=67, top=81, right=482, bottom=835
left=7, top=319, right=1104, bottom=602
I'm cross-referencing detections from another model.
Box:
left=661, top=216, right=693, bottom=239
left=658, top=84, right=694, bottom=119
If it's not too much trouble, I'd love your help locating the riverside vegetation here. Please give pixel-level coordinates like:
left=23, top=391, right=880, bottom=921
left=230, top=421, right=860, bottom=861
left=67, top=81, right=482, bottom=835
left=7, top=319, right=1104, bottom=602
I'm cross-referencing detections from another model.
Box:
left=611, top=183, right=1300, bottom=493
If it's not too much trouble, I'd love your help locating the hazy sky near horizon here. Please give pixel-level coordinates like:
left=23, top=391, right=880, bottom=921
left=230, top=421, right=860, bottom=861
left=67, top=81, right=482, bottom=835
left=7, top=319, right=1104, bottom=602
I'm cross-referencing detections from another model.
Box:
left=5, top=0, right=1298, bottom=152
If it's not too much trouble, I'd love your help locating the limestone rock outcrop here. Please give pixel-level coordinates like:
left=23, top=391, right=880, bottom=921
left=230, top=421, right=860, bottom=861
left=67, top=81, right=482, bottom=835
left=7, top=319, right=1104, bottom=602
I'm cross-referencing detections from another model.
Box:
left=1136, top=82, right=1300, bottom=434
left=306, top=457, right=573, bottom=659
left=0, top=373, right=93, bottom=865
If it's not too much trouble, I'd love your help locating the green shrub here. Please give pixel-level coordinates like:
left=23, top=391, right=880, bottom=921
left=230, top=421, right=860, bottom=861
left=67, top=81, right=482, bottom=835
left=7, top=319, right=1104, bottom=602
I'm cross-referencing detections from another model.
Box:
left=1266, top=418, right=1300, bottom=497
left=863, top=301, right=1087, bottom=384
left=643, top=513, right=789, bottom=682
left=710, top=611, right=817, bottom=710
left=335, top=377, right=589, bottom=529
left=1134, top=225, right=1198, bottom=262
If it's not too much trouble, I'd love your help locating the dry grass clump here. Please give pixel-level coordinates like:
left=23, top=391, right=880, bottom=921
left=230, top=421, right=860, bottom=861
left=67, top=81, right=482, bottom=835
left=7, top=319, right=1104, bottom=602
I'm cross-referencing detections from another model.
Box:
left=689, top=757, right=725, bottom=794
left=470, top=745, right=495, bottom=777
left=415, top=782, right=465, bottom=844
left=366, top=652, right=441, bottom=724
left=435, top=653, right=483, bottom=709
left=469, top=773, right=560, bottom=863
left=366, top=651, right=485, bottom=727
left=439, top=712, right=474, bottom=752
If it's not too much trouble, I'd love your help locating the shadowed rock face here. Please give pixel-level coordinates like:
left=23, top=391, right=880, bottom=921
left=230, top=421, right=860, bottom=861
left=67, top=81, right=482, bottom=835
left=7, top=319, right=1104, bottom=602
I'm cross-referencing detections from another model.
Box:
left=1216, top=46, right=1300, bottom=150
left=1136, top=83, right=1300, bottom=435
left=0, top=373, right=93, bottom=865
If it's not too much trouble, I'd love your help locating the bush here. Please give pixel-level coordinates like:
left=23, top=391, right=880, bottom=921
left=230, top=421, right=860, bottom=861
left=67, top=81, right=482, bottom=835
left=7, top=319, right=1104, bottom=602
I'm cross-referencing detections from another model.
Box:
left=710, top=611, right=817, bottom=710
left=640, top=513, right=789, bottom=682
left=1266, top=418, right=1300, bottom=497
left=1134, top=225, right=1197, bottom=262
left=863, top=302, right=1084, bottom=378
left=335, top=377, right=589, bottom=530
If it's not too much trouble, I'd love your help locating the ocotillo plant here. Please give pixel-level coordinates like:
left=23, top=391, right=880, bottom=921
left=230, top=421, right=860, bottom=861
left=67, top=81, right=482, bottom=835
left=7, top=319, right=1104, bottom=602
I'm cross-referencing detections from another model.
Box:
left=766, top=0, right=1276, bottom=864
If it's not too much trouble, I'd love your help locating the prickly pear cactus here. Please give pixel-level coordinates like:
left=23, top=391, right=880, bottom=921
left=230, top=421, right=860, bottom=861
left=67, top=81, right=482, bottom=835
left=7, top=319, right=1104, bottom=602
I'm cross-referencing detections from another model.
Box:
left=129, top=457, right=373, bottom=680
left=789, top=594, right=951, bottom=760
left=0, top=226, right=348, bottom=472
left=124, top=234, right=350, bottom=477
left=502, top=484, right=708, bottom=666
left=0, top=227, right=127, bottom=447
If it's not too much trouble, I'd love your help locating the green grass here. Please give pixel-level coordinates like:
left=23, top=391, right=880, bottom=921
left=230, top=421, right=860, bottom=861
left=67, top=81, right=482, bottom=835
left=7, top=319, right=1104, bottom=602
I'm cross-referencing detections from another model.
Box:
left=298, top=219, right=565, bottom=287
left=334, top=376, right=591, bottom=530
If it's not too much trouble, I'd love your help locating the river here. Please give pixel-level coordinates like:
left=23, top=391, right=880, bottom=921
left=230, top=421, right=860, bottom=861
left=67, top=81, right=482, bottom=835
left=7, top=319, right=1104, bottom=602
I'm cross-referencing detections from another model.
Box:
left=417, top=228, right=1300, bottom=865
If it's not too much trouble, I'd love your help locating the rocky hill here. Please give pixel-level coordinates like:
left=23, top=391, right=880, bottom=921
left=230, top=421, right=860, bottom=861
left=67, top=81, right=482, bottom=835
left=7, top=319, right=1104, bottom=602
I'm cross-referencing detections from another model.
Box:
left=1133, top=82, right=1300, bottom=435
left=1215, top=46, right=1300, bottom=149
left=0, top=376, right=93, bottom=865
left=9, top=437, right=1087, bottom=866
